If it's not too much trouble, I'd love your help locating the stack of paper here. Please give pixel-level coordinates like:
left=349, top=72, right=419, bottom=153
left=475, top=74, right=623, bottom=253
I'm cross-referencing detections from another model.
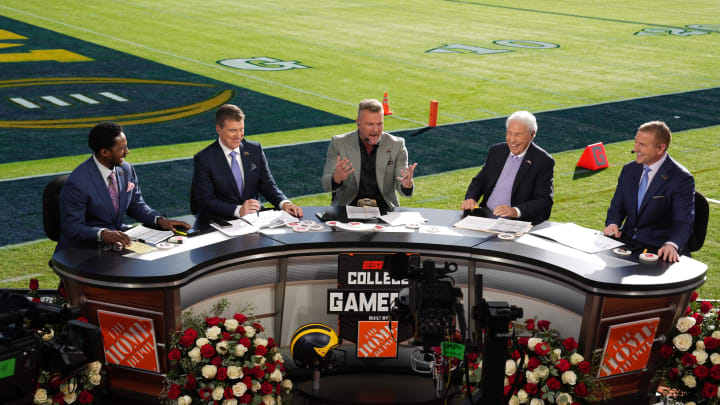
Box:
left=453, top=216, right=532, bottom=235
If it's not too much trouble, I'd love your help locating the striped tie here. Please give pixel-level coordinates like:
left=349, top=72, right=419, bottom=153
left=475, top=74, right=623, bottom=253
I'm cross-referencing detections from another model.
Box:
left=108, top=171, right=119, bottom=215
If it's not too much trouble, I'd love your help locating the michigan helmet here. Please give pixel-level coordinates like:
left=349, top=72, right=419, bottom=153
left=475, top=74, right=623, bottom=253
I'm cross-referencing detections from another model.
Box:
left=290, top=323, right=339, bottom=369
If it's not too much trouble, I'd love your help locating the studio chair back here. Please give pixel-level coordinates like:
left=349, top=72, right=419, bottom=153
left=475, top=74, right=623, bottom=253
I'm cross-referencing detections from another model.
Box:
left=42, top=175, right=69, bottom=241
left=688, top=191, right=709, bottom=252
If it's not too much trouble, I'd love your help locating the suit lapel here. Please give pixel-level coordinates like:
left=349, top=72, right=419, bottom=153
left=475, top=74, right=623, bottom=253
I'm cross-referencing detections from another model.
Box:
left=639, top=158, right=670, bottom=214
left=87, top=159, right=117, bottom=223
left=512, top=144, right=533, bottom=195
left=215, top=141, right=243, bottom=200
left=238, top=141, right=253, bottom=200
left=349, top=132, right=362, bottom=189
left=375, top=134, right=391, bottom=195
left=488, top=146, right=509, bottom=192
left=115, top=166, right=127, bottom=220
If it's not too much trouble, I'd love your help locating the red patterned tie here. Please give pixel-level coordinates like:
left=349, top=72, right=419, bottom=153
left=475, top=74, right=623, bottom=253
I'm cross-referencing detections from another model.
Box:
left=108, top=171, right=119, bottom=215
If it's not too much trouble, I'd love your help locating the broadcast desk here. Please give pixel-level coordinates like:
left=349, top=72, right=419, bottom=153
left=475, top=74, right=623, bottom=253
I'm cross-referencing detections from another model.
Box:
left=51, top=207, right=706, bottom=404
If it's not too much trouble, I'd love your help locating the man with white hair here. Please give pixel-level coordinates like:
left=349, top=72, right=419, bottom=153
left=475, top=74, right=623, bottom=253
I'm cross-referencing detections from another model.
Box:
left=461, top=111, right=555, bottom=225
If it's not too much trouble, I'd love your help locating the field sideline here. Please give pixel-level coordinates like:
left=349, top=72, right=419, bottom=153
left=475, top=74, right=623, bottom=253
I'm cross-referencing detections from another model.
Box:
left=0, top=0, right=718, bottom=295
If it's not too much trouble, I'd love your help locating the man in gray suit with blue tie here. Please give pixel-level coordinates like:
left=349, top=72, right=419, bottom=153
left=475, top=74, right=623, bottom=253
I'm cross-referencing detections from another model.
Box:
left=322, top=99, right=417, bottom=210
left=57, top=122, right=189, bottom=250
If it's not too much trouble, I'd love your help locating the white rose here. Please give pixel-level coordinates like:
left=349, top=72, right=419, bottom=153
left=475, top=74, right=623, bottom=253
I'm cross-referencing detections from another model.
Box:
left=252, top=381, right=261, bottom=392
left=254, top=338, right=269, bottom=347
left=673, top=333, right=694, bottom=351
left=711, top=353, right=720, bottom=365
left=89, top=372, right=102, bottom=385
left=262, top=395, right=276, bottom=405
left=232, top=382, right=248, bottom=397
left=224, top=319, right=239, bottom=332
left=694, top=349, right=709, bottom=364
left=696, top=340, right=706, bottom=350
left=525, top=370, right=539, bottom=384
left=504, top=376, right=509, bottom=386
left=217, top=340, right=230, bottom=354
left=505, top=359, right=517, bottom=376
left=534, top=365, right=550, bottom=380
left=273, top=353, right=284, bottom=363
left=556, top=393, right=573, bottom=405
left=178, top=396, right=192, bottom=405
left=713, top=331, right=720, bottom=339
left=202, top=364, right=218, bottom=379
left=550, top=348, right=562, bottom=362
left=206, top=326, right=222, bottom=340
left=570, top=353, right=584, bottom=366
left=676, top=316, right=696, bottom=333
left=223, top=400, right=238, bottom=405
left=212, top=387, right=225, bottom=401
left=269, top=368, right=283, bottom=382
left=561, top=370, right=577, bottom=385
left=235, top=343, right=248, bottom=357
left=281, top=379, right=293, bottom=390
left=244, top=325, right=256, bottom=338
left=61, top=383, right=73, bottom=395
left=527, top=338, right=541, bottom=351
left=64, top=392, right=77, bottom=404
left=256, top=355, right=267, bottom=365
left=529, top=399, right=545, bottom=405
left=227, top=365, right=243, bottom=379
left=517, top=389, right=528, bottom=404
left=517, top=354, right=529, bottom=367
left=682, top=374, right=697, bottom=388
left=509, top=395, right=520, bottom=405
left=189, top=347, right=202, bottom=362
left=33, top=388, right=48, bottom=404
left=42, top=329, right=55, bottom=342
left=686, top=402, right=697, bottom=405
left=87, top=361, right=102, bottom=373
left=196, top=337, right=210, bottom=348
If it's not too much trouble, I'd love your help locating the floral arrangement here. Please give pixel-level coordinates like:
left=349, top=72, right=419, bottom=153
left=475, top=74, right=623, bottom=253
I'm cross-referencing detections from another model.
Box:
left=162, top=301, right=292, bottom=405
left=27, top=279, right=104, bottom=404
left=465, top=318, right=609, bottom=404
left=657, top=291, right=720, bottom=405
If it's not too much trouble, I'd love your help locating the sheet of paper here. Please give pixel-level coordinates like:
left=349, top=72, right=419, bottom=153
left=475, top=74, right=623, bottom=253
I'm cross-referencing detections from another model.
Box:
left=241, top=210, right=298, bottom=229
left=453, top=216, right=532, bottom=235
left=123, top=241, right=156, bottom=254
left=210, top=218, right=258, bottom=237
left=530, top=222, right=624, bottom=254
left=346, top=205, right=381, bottom=219
left=128, top=231, right=229, bottom=261
left=124, top=225, right=174, bottom=245
left=379, top=211, right=429, bottom=226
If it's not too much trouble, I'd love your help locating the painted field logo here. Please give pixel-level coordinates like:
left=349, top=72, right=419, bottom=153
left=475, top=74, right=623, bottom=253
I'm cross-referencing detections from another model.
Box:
left=0, top=77, right=234, bottom=128
left=218, top=57, right=309, bottom=71
left=97, top=309, right=160, bottom=373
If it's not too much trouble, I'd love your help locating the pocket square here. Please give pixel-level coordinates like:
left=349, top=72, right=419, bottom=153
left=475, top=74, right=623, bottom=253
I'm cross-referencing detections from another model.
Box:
left=387, top=161, right=394, bottom=165
left=652, top=195, right=664, bottom=199
left=127, top=182, right=135, bottom=192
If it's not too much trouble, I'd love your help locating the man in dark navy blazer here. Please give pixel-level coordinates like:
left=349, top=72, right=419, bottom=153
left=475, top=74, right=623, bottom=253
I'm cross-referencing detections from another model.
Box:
left=57, top=122, right=189, bottom=250
left=461, top=111, right=555, bottom=225
left=604, top=121, right=694, bottom=262
left=191, top=104, right=302, bottom=219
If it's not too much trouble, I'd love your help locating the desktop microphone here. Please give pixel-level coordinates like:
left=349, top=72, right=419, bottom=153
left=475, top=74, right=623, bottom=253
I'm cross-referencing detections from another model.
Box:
left=365, top=137, right=371, bottom=144
left=630, top=150, right=636, bottom=153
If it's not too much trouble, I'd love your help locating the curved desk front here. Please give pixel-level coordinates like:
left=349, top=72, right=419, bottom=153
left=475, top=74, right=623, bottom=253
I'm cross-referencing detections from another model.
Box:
left=52, top=207, right=706, bottom=403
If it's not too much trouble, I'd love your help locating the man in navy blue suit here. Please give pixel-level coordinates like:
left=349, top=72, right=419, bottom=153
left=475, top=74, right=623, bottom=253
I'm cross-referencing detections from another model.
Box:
left=604, top=121, right=694, bottom=262
left=191, top=104, right=302, bottom=219
left=58, top=122, right=189, bottom=250
left=461, top=111, right=555, bottom=225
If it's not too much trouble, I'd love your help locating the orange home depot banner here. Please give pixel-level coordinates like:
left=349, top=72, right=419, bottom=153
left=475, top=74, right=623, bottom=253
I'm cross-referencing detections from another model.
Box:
left=598, top=317, right=660, bottom=377
left=357, top=321, right=398, bottom=358
left=97, top=310, right=160, bottom=372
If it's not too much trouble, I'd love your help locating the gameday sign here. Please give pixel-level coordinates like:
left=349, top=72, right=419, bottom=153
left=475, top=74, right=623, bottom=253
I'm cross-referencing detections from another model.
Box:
left=97, top=310, right=160, bottom=372
left=598, top=317, right=660, bottom=377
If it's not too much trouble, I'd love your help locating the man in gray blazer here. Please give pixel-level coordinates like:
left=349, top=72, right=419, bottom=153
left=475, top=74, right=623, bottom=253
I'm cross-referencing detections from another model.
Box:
left=322, top=99, right=417, bottom=210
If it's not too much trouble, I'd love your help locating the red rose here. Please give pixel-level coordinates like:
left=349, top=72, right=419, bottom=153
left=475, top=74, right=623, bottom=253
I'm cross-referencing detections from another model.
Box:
left=168, top=384, right=181, bottom=400
left=546, top=377, right=561, bottom=390
left=53, top=392, right=65, bottom=404
left=168, top=348, right=182, bottom=361
left=78, top=390, right=94, bottom=404
left=266, top=363, right=276, bottom=373
left=243, top=376, right=253, bottom=387
left=689, top=325, right=702, bottom=337
left=504, top=385, right=512, bottom=396
left=711, top=365, right=720, bottom=380
left=691, top=291, right=699, bottom=302
left=660, top=345, right=674, bottom=358
left=49, top=374, right=62, bottom=388
left=518, top=337, right=529, bottom=346
left=261, top=381, right=274, bottom=394
left=555, top=359, right=571, bottom=372
left=694, top=313, right=705, bottom=326
left=701, top=301, right=713, bottom=314
left=254, top=367, right=265, bottom=379
left=32, top=298, right=40, bottom=303
left=705, top=337, right=720, bottom=350
left=467, top=352, right=479, bottom=362
left=537, top=320, right=551, bottom=331
left=206, top=316, right=222, bottom=326
left=703, top=382, right=719, bottom=398
left=524, top=383, right=538, bottom=394
left=268, top=338, right=277, bottom=348
left=211, top=356, right=223, bottom=367
left=224, top=386, right=234, bottom=399
left=29, top=278, right=39, bottom=291
left=511, top=350, right=521, bottom=360
left=507, top=373, right=516, bottom=384
left=574, top=382, right=589, bottom=398
left=255, top=345, right=267, bottom=356
left=240, top=337, right=251, bottom=347
left=185, top=373, right=197, bottom=389
left=217, top=367, right=228, bottom=380
left=669, top=368, right=680, bottom=378
left=198, top=387, right=211, bottom=400
left=563, top=337, right=578, bottom=351
left=527, top=357, right=541, bottom=370
left=686, top=306, right=692, bottom=315
left=578, top=361, right=591, bottom=374
left=525, top=319, right=535, bottom=330
left=179, top=334, right=195, bottom=348
left=59, top=287, right=67, bottom=298
left=253, top=322, right=265, bottom=332
left=695, top=365, right=710, bottom=379
left=234, top=313, right=248, bottom=324
left=277, top=383, right=283, bottom=394
left=682, top=353, right=698, bottom=366
left=535, top=342, right=550, bottom=356
left=221, top=332, right=232, bottom=341
left=184, top=328, right=198, bottom=340
left=239, top=393, right=252, bottom=404
left=200, top=344, right=216, bottom=358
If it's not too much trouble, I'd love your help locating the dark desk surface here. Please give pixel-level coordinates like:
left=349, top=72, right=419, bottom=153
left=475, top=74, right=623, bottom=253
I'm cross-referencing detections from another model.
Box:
left=52, top=207, right=707, bottom=296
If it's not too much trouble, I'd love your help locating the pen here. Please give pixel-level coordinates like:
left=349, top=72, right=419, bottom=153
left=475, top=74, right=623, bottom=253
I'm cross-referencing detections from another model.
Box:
left=642, top=249, right=647, bottom=254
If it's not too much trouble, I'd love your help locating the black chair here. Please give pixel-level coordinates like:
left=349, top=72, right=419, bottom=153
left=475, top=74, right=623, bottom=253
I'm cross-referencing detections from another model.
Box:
left=42, top=175, right=69, bottom=241
left=688, top=191, right=709, bottom=252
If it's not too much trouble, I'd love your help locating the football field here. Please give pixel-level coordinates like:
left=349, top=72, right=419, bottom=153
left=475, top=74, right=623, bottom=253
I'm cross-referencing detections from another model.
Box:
left=0, top=0, right=718, bottom=294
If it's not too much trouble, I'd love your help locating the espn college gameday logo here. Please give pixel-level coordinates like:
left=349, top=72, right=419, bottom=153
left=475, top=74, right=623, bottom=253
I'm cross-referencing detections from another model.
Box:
left=97, top=310, right=160, bottom=372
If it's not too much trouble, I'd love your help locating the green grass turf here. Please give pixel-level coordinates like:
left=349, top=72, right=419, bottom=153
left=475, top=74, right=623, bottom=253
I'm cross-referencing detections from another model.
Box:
left=2, top=127, right=718, bottom=297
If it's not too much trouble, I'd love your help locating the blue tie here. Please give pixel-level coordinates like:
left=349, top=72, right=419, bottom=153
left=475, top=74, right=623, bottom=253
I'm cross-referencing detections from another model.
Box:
left=637, top=166, right=651, bottom=212
left=230, top=151, right=244, bottom=198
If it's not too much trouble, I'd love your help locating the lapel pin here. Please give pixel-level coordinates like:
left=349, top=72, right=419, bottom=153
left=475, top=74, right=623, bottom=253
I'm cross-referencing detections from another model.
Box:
left=243, top=151, right=250, bottom=156
left=662, top=175, right=667, bottom=180
left=526, top=160, right=532, bottom=165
